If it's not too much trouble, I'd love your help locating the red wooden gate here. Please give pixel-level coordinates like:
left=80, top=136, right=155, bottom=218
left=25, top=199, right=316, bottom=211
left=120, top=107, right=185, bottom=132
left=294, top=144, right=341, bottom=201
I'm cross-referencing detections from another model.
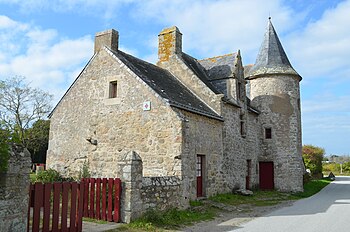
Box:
left=28, top=182, right=84, bottom=232
left=81, top=178, right=121, bottom=222
left=259, top=161, right=274, bottom=190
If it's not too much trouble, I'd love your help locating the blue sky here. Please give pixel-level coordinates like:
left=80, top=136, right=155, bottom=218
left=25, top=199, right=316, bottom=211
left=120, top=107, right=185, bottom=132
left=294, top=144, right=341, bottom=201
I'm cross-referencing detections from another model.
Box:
left=0, top=0, right=349, bottom=155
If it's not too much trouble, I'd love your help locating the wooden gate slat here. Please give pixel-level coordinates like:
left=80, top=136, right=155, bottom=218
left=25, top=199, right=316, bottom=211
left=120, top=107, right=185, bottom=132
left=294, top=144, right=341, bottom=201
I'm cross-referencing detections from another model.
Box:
left=32, top=183, right=43, bottom=231
left=77, top=182, right=84, bottom=232
left=83, top=178, right=89, bottom=217
left=89, top=178, right=95, bottom=218
left=113, top=178, right=121, bottom=222
left=96, top=178, right=101, bottom=220
left=43, top=183, right=52, bottom=231
left=52, top=183, right=62, bottom=231
left=102, top=178, right=107, bottom=220
left=61, top=182, right=70, bottom=232
left=107, top=179, right=113, bottom=221
left=69, top=182, right=78, bottom=232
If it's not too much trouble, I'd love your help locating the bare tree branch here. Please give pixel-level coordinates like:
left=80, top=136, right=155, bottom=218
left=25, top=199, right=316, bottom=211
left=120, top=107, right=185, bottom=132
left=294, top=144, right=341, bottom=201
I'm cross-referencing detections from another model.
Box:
left=0, top=76, right=53, bottom=146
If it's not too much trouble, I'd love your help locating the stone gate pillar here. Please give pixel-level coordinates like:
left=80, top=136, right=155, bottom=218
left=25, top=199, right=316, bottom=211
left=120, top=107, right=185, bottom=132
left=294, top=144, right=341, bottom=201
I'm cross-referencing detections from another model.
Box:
left=0, top=144, right=31, bottom=232
left=118, top=151, right=143, bottom=223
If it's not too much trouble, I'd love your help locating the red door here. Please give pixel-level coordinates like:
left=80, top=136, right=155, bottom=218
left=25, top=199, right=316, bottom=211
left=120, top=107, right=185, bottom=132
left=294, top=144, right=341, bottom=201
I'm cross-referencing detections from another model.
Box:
left=196, top=155, right=204, bottom=197
left=259, top=162, right=274, bottom=190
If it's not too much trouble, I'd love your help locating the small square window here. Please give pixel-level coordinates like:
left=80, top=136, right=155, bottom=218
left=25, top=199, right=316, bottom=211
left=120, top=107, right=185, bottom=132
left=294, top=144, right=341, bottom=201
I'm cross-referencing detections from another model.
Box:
left=109, top=81, right=118, bottom=98
left=265, top=128, right=272, bottom=139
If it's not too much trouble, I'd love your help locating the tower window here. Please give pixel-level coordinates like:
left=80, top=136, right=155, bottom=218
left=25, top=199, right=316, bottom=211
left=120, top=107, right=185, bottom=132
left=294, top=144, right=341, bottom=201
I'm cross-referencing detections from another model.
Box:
left=109, top=81, right=118, bottom=98
left=265, top=128, right=272, bottom=139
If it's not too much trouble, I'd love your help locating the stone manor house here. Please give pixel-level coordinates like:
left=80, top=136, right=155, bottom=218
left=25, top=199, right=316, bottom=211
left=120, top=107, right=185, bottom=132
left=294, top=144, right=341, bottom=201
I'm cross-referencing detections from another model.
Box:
left=47, top=19, right=304, bottom=215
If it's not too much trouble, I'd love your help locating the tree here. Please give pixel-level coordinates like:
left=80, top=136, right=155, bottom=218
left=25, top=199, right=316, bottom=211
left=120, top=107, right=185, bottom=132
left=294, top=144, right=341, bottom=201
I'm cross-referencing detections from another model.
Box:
left=302, top=145, right=325, bottom=176
left=0, top=76, right=52, bottom=146
left=25, top=119, right=50, bottom=163
left=0, top=120, right=10, bottom=172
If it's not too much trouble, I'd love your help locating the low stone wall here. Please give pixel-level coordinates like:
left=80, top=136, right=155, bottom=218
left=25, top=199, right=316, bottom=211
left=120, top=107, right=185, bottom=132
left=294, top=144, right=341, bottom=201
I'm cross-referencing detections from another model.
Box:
left=117, top=151, right=183, bottom=222
left=141, top=176, right=181, bottom=210
left=0, top=144, right=31, bottom=232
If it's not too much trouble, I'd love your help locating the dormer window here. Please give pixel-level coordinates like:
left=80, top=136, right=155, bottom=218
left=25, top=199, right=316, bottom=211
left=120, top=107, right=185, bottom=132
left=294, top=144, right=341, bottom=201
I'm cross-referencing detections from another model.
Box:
left=109, top=81, right=118, bottom=98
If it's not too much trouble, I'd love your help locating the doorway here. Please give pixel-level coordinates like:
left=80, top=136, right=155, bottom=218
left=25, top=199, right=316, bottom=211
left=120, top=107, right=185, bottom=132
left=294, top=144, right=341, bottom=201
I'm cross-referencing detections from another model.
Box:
left=259, top=161, right=274, bottom=190
left=196, top=155, right=205, bottom=197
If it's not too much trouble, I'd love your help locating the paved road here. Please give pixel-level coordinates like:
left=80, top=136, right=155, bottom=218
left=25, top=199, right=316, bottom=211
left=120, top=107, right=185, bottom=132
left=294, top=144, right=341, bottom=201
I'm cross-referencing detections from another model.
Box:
left=232, top=176, right=350, bottom=232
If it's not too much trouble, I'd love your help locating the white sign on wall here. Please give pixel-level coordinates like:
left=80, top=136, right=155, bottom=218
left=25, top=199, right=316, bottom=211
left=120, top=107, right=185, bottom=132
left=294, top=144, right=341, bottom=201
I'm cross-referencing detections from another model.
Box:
left=143, top=101, right=151, bottom=111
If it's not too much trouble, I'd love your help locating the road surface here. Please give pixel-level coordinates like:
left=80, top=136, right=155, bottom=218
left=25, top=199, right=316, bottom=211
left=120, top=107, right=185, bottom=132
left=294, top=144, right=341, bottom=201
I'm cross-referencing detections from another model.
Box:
left=232, top=176, right=350, bottom=232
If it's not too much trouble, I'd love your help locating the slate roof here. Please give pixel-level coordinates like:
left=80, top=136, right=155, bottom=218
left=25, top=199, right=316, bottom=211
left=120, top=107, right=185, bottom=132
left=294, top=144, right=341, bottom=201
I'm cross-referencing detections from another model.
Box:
left=110, top=49, right=223, bottom=121
left=180, top=53, right=221, bottom=94
left=198, top=53, right=237, bottom=80
left=247, top=18, right=301, bottom=80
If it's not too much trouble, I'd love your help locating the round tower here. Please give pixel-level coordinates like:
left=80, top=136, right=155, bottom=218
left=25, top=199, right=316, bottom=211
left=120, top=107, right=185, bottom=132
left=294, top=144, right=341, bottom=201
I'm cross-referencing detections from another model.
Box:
left=247, top=18, right=303, bottom=192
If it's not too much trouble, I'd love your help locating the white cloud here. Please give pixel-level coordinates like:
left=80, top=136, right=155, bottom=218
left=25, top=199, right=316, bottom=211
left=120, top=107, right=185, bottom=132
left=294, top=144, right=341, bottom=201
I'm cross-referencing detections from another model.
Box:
left=133, top=0, right=304, bottom=62
left=0, top=15, right=93, bottom=104
left=286, top=0, right=350, bottom=80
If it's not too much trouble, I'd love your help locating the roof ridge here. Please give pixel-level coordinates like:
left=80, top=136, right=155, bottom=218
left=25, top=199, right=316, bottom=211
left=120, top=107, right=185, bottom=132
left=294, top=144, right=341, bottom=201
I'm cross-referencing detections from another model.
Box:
left=199, top=52, right=237, bottom=61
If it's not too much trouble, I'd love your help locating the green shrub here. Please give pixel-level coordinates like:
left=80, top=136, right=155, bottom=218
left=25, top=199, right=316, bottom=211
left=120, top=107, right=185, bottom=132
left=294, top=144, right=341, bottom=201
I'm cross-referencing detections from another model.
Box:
left=78, top=160, right=91, bottom=179
left=35, top=169, right=63, bottom=183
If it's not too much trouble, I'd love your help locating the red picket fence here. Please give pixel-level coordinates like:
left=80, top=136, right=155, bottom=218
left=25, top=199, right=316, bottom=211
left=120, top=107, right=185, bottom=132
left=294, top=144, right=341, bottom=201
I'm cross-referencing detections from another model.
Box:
left=27, top=182, right=84, bottom=232
left=81, top=178, right=121, bottom=222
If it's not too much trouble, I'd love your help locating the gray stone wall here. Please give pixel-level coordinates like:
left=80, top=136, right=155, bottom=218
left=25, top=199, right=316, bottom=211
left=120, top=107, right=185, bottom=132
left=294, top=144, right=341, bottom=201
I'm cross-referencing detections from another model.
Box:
left=117, top=151, right=184, bottom=222
left=221, top=104, right=246, bottom=190
left=250, top=75, right=303, bottom=192
left=141, top=176, right=182, bottom=210
left=47, top=48, right=183, bottom=178
left=177, top=109, right=225, bottom=199
left=245, top=112, right=261, bottom=190
left=0, top=144, right=31, bottom=232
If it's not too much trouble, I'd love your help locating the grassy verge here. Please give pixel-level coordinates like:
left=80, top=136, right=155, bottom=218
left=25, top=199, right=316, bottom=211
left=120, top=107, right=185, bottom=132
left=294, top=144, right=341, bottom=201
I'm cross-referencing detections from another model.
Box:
left=127, top=206, right=216, bottom=231
left=109, top=178, right=332, bottom=232
left=291, top=177, right=332, bottom=199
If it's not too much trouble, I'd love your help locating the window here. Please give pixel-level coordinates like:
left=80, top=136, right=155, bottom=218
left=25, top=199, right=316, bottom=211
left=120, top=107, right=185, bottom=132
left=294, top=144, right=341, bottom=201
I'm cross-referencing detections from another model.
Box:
left=265, top=128, right=272, bottom=139
left=109, top=81, right=118, bottom=98
left=238, top=82, right=242, bottom=99
left=240, top=121, right=244, bottom=136
left=240, top=114, right=246, bottom=137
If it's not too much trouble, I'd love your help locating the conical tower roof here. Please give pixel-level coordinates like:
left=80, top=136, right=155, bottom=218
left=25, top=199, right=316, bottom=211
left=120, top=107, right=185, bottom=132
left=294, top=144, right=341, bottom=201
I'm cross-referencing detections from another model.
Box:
left=247, top=18, right=301, bottom=80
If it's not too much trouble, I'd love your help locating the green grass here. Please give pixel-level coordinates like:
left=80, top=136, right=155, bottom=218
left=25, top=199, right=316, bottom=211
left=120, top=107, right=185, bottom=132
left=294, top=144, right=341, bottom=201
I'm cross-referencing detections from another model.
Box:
left=291, top=177, right=332, bottom=199
left=124, top=207, right=216, bottom=231
left=107, top=179, right=334, bottom=232
left=211, top=178, right=332, bottom=207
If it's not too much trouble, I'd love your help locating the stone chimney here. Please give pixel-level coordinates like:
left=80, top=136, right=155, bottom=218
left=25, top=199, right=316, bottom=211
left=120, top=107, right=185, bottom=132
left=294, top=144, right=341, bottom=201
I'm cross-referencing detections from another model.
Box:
left=158, top=26, right=182, bottom=62
left=94, top=29, right=119, bottom=53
